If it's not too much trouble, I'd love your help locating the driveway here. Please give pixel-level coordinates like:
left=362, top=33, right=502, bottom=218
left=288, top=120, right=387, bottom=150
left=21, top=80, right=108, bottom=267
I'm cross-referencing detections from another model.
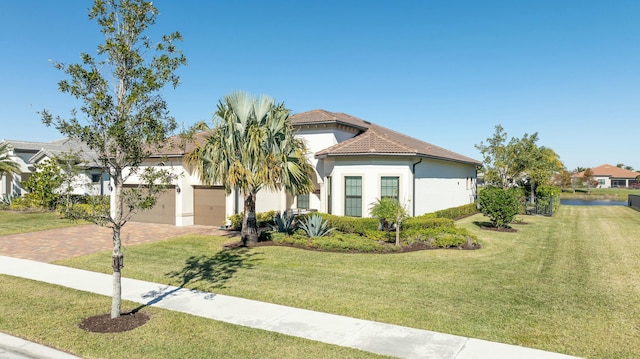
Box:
left=0, top=222, right=232, bottom=263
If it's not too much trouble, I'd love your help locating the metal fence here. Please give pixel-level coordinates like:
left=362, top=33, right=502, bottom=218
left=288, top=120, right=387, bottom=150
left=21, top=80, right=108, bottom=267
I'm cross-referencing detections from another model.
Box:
left=524, top=196, right=559, bottom=216
left=630, top=195, right=640, bottom=211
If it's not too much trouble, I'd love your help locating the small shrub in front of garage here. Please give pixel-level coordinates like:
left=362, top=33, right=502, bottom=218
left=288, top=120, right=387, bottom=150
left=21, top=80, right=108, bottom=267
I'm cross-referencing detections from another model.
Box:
left=228, top=210, right=277, bottom=230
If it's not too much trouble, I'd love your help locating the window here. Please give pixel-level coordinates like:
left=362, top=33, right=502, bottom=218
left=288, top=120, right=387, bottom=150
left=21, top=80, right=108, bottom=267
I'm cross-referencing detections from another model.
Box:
left=598, top=179, right=606, bottom=186
left=91, top=174, right=101, bottom=183
left=297, top=193, right=309, bottom=209
left=381, top=176, right=399, bottom=200
left=345, top=176, right=362, bottom=217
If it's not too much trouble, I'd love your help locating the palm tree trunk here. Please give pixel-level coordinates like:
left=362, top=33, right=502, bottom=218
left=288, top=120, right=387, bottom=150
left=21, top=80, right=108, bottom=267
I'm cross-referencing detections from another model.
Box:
left=241, top=192, right=259, bottom=246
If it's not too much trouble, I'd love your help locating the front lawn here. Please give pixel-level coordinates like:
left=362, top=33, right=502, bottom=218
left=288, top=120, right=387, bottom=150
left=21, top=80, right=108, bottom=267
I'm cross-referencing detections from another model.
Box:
left=50, top=206, right=640, bottom=359
left=0, top=210, right=84, bottom=236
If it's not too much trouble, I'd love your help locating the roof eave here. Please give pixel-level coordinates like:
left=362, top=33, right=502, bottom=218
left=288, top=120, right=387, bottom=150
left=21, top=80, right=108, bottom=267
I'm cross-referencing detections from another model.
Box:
left=315, top=152, right=480, bottom=165
left=293, top=120, right=369, bottom=132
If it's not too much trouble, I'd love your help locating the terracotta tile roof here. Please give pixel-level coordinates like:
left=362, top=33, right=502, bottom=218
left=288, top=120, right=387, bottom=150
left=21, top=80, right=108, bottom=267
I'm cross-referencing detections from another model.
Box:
left=147, top=130, right=214, bottom=157
left=291, top=109, right=480, bottom=165
left=574, top=164, right=640, bottom=179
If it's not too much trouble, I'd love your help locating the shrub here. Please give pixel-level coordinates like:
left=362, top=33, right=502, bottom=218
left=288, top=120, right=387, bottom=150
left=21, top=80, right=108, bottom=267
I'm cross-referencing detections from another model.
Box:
left=9, top=194, right=43, bottom=211
left=272, top=231, right=392, bottom=252
left=403, top=217, right=455, bottom=231
left=58, top=195, right=110, bottom=223
left=433, top=203, right=478, bottom=219
left=402, top=227, right=480, bottom=249
left=315, top=213, right=378, bottom=235
left=228, top=210, right=277, bottom=230
left=477, top=186, right=520, bottom=228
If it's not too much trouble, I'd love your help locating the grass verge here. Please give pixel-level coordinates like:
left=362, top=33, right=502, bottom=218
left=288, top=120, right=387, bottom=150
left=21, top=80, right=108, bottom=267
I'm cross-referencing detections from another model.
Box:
left=54, top=206, right=640, bottom=359
left=0, top=275, right=388, bottom=359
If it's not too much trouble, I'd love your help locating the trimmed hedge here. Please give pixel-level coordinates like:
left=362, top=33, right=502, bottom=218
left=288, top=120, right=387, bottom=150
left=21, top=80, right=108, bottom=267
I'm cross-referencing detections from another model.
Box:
left=313, top=213, right=379, bottom=235
left=432, top=203, right=478, bottom=219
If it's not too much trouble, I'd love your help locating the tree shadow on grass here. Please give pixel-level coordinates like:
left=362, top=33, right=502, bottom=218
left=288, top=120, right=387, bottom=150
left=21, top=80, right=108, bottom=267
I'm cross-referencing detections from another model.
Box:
left=166, top=247, right=261, bottom=290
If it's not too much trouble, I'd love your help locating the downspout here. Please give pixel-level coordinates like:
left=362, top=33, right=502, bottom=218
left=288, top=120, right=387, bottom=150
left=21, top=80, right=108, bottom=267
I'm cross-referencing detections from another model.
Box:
left=411, top=158, right=423, bottom=216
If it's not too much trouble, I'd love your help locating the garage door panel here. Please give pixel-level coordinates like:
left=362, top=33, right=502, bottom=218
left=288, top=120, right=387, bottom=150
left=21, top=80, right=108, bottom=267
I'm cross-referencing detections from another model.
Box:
left=194, top=187, right=226, bottom=226
left=126, top=187, right=176, bottom=225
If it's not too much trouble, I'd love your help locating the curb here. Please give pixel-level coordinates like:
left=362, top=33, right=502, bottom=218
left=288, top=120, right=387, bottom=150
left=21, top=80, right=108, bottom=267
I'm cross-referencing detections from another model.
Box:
left=0, top=332, right=81, bottom=359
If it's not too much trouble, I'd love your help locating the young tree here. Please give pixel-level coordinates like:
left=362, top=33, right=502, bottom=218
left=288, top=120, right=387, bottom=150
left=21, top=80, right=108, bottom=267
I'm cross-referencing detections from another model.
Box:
left=475, top=125, right=563, bottom=191
left=583, top=168, right=597, bottom=193
left=184, top=91, right=314, bottom=246
left=370, top=197, right=409, bottom=246
left=22, top=158, right=64, bottom=209
left=0, top=142, right=21, bottom=179
left=41, top=0, right=186, bottom=318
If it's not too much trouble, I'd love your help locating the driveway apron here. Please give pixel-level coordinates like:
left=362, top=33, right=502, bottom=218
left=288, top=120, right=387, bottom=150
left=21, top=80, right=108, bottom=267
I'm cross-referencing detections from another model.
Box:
left=0, top=222, right=228, bottom=263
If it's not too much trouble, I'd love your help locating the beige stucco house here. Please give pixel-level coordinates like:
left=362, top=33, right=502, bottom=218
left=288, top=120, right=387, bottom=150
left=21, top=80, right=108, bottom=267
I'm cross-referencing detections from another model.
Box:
left=125, top=110, right=480, bottom=226
left=573, top=164, right=640, bottom=188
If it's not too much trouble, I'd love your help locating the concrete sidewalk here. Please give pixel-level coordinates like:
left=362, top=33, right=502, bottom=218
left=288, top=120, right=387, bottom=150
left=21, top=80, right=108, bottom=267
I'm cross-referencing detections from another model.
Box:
left=0, top=256, right=582, bottom=359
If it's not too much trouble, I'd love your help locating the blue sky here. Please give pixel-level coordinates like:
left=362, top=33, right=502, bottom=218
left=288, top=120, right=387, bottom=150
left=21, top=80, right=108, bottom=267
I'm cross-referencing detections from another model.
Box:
left=1, top=1, right=639, bottom=171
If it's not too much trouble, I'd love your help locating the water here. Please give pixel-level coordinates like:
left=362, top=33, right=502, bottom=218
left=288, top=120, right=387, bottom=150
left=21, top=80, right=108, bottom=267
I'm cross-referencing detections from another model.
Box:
left=560, top=199, right=628, bottom=206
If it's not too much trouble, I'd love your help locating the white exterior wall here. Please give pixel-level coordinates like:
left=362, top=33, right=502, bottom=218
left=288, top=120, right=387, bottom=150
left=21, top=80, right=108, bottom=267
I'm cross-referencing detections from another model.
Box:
left=594, top=176, right=610, bottom=188
left=323, top=157, right=414, bottom=217
left=414, top=159, right=476, bottom=215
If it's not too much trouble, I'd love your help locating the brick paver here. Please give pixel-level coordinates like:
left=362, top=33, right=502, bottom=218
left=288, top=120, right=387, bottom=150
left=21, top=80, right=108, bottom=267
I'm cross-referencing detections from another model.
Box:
left=0, top=222, right=233, bottom=263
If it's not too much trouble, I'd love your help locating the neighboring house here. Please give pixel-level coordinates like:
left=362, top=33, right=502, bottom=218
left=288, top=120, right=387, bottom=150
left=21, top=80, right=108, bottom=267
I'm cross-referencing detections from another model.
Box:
left=0, top=138, right=111, bottom=197
left=126, top=110, right=480, bottom=227
left=573, top=164, right=640, bottom=188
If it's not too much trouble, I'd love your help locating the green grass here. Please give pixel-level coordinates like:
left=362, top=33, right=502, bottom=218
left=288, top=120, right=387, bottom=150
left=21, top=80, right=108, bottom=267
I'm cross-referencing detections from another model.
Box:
left=0, top=275, right=388, bottom=359
left=560, top=187, right=639, bottom=200
left=0, top=210, right=84, bottom=235
left=54, top=206, right=640, bottom=359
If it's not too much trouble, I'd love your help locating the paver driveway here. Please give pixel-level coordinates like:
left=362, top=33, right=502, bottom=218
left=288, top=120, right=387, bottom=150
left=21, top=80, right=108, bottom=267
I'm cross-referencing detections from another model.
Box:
left=0, top=222, right=233, bottom=263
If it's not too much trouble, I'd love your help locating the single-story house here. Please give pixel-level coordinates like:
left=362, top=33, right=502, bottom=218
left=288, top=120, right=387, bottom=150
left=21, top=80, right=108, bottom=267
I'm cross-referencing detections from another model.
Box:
left=572, top=164, right=640, bottom=188
left=0, top=138, right=111, bottom=198
left=125, top=110, right=481, bottom=226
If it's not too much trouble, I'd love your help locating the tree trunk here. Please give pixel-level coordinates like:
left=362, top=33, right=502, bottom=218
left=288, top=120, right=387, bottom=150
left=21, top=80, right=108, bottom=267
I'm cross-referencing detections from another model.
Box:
left=111, top=224, right=123, bottom=318
left=395, top=217, right=401, bottom=246
left=241, top=192, right=259, bottom=246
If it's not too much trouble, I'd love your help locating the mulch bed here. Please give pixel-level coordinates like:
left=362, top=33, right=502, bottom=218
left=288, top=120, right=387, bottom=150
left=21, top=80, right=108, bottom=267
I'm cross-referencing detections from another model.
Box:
left=225, top=239, right=481, bottom=253
left=478, top=225, right=518, bottom=232
left=79, top=311, right=150, bottom=333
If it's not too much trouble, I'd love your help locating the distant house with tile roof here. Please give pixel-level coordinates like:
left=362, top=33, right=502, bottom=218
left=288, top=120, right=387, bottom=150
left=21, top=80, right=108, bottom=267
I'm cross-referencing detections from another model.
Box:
left=572, top=164, right=640, bottom=188
left=0, top=138, right=110, bottom=197
left=126, top=109, right=481, bottom=226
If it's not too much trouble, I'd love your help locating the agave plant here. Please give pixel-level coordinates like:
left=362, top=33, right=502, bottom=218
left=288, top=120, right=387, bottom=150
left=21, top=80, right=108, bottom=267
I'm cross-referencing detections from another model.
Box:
left=299, top=213, right=335, bottom=238
left=269, top=211, right=297, bottom=233
left=0, top=192, right=19, bottom=206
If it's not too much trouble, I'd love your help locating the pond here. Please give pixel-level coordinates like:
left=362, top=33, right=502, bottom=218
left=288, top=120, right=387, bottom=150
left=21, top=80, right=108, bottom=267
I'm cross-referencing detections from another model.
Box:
left=560, top=199, right=628, bottom=206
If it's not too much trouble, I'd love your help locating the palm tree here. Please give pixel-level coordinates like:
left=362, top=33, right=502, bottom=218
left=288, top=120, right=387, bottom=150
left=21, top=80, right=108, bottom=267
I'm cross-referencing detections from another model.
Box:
left=0, top=142, right=21, bottom=179
left=185, top=91, right=314, bottom=246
